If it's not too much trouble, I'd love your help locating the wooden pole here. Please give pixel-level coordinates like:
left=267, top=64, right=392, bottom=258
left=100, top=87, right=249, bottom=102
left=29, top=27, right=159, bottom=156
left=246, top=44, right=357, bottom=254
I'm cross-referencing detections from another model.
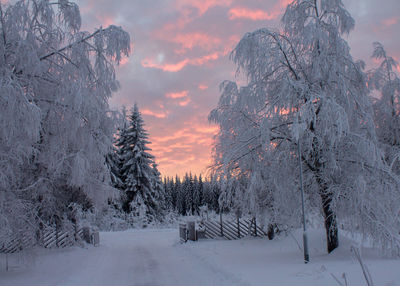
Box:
left=298, top=139, right=309, bottom=263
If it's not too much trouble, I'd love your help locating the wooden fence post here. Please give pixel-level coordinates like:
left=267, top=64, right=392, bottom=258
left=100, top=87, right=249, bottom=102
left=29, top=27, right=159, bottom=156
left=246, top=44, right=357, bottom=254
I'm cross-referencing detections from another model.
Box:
left=56, top=225, right=60, bottom=248
left=237, top=217, right=240, bottom=238
left=219, top=212, right=223, bottom=237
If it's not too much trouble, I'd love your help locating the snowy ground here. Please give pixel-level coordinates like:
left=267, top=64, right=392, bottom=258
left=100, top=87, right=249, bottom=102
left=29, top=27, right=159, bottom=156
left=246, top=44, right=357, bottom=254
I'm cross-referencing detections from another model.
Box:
left=1, top=228, right=399, bottom=286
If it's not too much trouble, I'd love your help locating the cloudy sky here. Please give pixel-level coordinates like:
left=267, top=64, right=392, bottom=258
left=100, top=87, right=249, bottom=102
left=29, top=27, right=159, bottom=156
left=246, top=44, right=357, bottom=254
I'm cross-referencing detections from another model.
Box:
left=74, top=0, right=400, bottom=177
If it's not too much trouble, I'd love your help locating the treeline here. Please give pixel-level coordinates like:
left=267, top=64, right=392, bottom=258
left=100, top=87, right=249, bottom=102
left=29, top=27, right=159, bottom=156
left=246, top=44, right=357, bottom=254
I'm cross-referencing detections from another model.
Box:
left=163, top=174, right=221, bottom=215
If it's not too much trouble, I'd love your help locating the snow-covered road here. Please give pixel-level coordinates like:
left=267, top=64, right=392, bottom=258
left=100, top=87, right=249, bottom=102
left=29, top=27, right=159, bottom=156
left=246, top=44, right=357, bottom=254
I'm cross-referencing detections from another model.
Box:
left=1, top=228, right=400, bottom=286
left=0, top=229, right=246, bottom=286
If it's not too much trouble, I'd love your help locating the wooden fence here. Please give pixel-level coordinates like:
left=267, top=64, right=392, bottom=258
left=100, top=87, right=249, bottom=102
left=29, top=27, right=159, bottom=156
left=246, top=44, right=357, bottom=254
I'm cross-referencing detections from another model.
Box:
left=0, top=227, right=85, bottom=254
left=203, top=218, right=267, bottom=240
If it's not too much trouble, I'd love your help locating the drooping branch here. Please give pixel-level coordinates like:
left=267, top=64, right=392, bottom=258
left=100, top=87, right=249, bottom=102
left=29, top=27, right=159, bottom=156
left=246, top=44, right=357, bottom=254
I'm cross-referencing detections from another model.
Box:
left=40, top=28, right=103, bottom=61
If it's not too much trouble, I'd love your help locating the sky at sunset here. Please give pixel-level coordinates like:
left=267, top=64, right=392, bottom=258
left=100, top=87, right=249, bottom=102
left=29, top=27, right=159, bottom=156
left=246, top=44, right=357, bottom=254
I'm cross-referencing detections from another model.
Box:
left=73, top=0, right=400, bottom=177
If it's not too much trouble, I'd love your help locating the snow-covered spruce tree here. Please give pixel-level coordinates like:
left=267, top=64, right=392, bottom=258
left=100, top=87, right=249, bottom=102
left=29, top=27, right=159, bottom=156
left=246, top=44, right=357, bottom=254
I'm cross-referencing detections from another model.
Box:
left=368, top=42, right=400, bottom=174
left=151, top=163, right=165, bottom=212
left=107, top=107, right=129, bottom=192
left=0, top=0, right=130, bottom=242
left=192, top=175, right=204, bottom=215
left=164, top=177, right=177, bottom=211
left=178, top=174, right=191, bottom=215
left=210, top=0, right=400, bottom=254
left=118, top=104, right=162, bottom=224
left=106, top=146, right=124, bottom=190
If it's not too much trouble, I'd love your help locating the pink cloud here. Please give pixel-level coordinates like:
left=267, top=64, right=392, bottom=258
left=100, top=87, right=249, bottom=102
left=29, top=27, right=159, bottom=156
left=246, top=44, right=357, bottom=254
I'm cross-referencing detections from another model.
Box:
left=118, top=56, right=130, bottom=66
left=195, top=125, right=219, bottom=134
left=141, top=52, right=221, bottom=72
left=174, top=0, right=233, bottom=17
left=396, top=64, right=400, bottom=74
left=173, top=33, right=222, bottom=54
left=141, top=58, right=189, bottom=72
left=229, top=7, right=280, bottom=21
left=198, top=84, right=208, bottom=90
left=382, top=17, right=399, bottom=28
left=229, top=0, right=291, bottom=21
left=179, top=98, right=191, bottom=106
left=97, top=15, right=116, bottom=27
left=166, top=90, right=189, bottom=99
left=148, top=122, right=218, bottom=177
left=141, top=109, right=168, bottom=119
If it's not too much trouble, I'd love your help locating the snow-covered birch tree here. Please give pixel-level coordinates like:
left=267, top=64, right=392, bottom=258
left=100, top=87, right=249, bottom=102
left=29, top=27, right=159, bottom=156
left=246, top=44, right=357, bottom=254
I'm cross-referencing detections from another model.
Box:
left=0, top=0, right=130, bottom=242
left=210, top=0, right=400, bottom=254
left=368, top=42, right=400, bottom=174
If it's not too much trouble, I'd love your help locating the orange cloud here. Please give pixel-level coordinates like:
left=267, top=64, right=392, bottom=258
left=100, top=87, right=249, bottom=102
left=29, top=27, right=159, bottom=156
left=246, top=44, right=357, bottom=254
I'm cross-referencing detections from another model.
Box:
left=166, top=90, right=188, bottom=99
left=141, top=52, right=221, bottom=72
left=141, top=109, right=168, bottom=119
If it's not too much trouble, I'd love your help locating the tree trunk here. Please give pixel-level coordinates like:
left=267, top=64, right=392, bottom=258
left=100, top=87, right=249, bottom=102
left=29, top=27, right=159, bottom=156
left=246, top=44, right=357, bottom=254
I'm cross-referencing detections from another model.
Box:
left=320, top=192, right=338, bottom=253
left=312, top=135, right=339, bottom=253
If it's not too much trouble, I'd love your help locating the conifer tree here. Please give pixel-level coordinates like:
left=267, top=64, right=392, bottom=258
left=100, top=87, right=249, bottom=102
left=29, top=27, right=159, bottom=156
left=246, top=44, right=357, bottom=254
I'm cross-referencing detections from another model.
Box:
left=119, top=104, right=161, bottom=223
left=106, top=146, right=123, bottom=190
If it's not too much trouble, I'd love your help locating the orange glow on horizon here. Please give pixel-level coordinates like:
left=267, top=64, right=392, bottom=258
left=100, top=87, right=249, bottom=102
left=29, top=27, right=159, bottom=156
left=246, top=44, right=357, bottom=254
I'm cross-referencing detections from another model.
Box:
left=146, top=122, right=219, bottom=177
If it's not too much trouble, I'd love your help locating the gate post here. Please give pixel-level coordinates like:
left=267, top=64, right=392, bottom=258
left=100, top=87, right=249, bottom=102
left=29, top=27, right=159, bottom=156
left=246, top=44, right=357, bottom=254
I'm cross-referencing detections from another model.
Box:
left=179, top=224, right=187, bottom=243
left=187, top=221, right=196, bottom=241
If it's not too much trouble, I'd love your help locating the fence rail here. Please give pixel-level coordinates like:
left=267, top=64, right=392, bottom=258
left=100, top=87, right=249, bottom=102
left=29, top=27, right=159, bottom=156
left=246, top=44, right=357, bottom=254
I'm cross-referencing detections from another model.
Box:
left=203, top=218, right=267, bottom=240
left=0, top=226, right=86, bottom=254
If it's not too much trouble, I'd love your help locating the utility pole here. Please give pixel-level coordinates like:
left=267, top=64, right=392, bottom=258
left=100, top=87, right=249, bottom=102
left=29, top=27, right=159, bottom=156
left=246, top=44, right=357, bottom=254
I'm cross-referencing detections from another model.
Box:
left=298, top=139, right=309, bottom=263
